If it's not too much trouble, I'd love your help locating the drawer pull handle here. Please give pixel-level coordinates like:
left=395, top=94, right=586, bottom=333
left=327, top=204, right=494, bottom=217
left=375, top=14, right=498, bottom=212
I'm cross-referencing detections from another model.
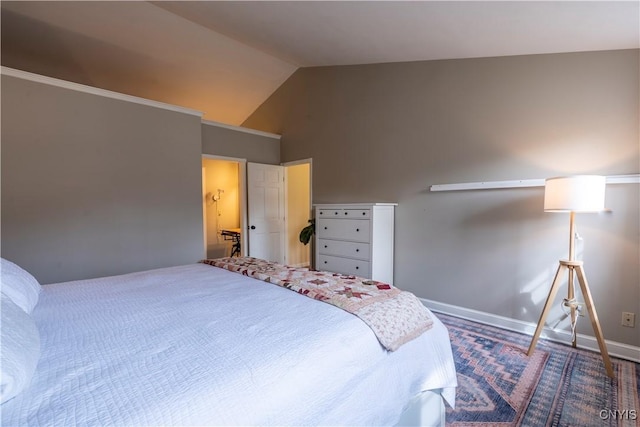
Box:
left=334, top=212, right=338, bottom=215
left=362, top=212, right=366, bottom=215
left=356, top=228, right=360, bottom=232
left=356, top=266, right=359, bottom=270
left=324, top=245, right=328, bottom=248
left=324, top=261, right=327, bottom=264
left=320, top=212, right=323, bottom=215
left=344, top=212, right=348, bottom=215
left=356, top=249, right=359, bottom=252
left=324, top=226, right=328, bottom=230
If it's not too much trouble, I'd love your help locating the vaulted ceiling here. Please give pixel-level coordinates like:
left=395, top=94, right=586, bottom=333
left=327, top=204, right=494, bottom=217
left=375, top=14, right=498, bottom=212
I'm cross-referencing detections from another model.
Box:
left=2, top=1, right=638, bottom=125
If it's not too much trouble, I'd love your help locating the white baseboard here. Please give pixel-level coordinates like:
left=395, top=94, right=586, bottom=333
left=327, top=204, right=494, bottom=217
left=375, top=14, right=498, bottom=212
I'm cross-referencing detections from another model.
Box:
left=421, top=298, right=640, bottom=364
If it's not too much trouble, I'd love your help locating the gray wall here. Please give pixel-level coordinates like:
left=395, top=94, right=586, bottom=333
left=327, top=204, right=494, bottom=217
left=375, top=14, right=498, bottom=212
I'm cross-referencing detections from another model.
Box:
left=243, top=49, right=640, bottom=346
left=1, top=75, right=204, bottom=284
left=202, top=123, right=280, bottom=164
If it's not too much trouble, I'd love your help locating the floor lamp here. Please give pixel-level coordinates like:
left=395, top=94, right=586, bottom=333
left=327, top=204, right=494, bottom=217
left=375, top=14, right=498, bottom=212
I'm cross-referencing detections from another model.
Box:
left=527, top=175, right=614, bottom=378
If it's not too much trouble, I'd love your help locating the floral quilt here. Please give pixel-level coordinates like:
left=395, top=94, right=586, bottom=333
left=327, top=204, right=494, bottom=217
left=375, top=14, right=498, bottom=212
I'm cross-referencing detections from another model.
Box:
left=200, top=257, right=433, bottom=351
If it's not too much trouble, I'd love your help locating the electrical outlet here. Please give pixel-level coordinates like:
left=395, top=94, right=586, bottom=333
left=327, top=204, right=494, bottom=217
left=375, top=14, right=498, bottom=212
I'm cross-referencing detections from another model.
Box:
left=622, top=312, right=635, bottom=328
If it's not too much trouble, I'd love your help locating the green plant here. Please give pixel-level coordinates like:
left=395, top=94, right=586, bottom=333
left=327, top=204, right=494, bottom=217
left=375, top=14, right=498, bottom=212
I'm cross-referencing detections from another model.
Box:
left=299, top=218, right=315, bottom=245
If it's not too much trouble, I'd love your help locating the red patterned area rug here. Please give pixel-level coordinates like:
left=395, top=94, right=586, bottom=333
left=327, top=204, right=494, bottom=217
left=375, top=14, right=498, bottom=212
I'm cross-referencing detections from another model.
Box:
left=438, top=313, right=640, bottom=427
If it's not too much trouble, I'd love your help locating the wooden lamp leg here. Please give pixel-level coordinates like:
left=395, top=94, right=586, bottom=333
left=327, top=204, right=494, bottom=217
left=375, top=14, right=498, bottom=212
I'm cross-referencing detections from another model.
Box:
left=566, top=211, right=578, bottom=349
left=527, top=263, right=566, bottom=356
left=567, top=266, right=578, bottom=348
left=575, top=264, right=615, bottom=378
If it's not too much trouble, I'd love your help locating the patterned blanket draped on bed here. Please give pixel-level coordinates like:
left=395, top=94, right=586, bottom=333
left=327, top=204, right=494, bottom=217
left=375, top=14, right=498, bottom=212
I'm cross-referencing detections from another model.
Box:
left=201, top=257, right=433, bottom=351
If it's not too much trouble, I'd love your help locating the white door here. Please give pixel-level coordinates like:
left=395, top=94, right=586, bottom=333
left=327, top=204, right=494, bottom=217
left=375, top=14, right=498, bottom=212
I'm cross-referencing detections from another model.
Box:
left=247, top=162, right=285, bottom=263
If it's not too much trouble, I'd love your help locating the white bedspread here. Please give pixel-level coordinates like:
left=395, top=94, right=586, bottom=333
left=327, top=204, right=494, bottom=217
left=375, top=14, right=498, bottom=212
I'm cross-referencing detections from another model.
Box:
left=2, top=264, right=457, bottom=426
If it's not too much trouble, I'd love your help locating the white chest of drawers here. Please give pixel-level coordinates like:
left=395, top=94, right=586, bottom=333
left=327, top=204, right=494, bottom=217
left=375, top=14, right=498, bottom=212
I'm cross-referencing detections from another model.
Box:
left=314, top=203, right=396, bottom=284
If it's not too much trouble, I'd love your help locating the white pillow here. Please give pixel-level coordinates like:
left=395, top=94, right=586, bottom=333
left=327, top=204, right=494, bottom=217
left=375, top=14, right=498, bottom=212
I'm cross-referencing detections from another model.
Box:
left=0, top=258, right=41, bottom=314
left=1, top=293, right=41, bottom=404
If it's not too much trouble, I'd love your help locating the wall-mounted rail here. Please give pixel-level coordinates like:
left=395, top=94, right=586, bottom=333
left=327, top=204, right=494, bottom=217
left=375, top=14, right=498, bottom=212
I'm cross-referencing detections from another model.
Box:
left=430, top=174, right=640, bottom=192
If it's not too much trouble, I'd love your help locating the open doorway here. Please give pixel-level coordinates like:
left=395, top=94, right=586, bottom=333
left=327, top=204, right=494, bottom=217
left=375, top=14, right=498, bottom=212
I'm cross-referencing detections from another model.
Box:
left=284, top=160, right=312, bottom=267
left=202, top=156, right=246, bottom=259
left=201, top=156, right=311, bottom=266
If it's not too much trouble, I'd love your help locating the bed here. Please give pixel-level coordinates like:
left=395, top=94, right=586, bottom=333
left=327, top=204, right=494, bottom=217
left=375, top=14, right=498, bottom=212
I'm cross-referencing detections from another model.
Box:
left=1, top=257, right=457, bottom=426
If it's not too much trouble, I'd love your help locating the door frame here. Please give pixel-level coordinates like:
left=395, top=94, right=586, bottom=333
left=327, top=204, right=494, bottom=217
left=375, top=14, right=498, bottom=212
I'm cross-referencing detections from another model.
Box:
left=202, top=154, right=248, bottom=259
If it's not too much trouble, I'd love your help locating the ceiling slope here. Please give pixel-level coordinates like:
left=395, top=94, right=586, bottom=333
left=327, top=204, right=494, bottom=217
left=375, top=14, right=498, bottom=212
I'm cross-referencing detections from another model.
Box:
left=1, top=1, right=297, bottom=124
left=2, top=1, right=638, bottom=125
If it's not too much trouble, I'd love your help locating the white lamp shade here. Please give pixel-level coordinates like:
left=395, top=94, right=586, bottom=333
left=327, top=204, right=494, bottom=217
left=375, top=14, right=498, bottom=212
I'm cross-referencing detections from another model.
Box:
left=544, top=175, right=606, bottom=212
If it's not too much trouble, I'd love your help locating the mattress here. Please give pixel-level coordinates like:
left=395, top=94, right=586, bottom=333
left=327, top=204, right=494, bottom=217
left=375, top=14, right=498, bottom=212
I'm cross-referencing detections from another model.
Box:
left=2, top=263, right=457, bottom=426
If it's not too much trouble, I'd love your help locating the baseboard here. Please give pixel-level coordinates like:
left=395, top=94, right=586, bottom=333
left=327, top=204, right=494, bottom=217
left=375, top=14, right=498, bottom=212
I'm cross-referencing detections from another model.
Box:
left=421, top=298, right=640, bottom=364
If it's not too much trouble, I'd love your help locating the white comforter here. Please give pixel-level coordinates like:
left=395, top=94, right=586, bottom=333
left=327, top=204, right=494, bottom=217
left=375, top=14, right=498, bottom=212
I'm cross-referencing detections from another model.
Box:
left=2, top=263, right=457, bottom=426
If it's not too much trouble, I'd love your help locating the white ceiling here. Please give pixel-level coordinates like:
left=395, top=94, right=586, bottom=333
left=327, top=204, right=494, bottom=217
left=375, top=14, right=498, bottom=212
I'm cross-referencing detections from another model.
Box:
left=2, top=1, right=638, bottom=125
left=155, top=1, right=640, bottom=67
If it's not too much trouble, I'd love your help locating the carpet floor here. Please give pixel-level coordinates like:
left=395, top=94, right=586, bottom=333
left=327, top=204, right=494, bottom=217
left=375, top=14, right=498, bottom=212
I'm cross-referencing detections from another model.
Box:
left=438, top=313, right=640, bottom=427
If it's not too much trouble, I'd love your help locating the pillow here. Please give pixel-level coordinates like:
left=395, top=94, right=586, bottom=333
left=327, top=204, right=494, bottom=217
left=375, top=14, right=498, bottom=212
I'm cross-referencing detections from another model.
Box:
left=1, top=293, right=41, bottom=404
left=1, top=258, right=41, bottom=314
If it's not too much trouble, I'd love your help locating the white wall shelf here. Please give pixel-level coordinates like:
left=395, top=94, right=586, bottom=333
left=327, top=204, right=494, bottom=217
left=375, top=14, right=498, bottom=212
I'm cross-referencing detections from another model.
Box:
left=430, top=174, right=640, bottom=192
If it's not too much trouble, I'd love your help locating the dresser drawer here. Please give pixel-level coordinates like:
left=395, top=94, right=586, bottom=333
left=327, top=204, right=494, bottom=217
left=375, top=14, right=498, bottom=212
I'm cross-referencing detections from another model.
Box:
left=317, top=219, right=370, bottom=242
left=342, top=209, right=370, bottom=219
left=317, top=255, right=371, bottom=277
left=318, top=239, right=370, bottom=260
left=318, top=208, right=371, bottom=219
left=318, top=209, right=342, bottom=218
